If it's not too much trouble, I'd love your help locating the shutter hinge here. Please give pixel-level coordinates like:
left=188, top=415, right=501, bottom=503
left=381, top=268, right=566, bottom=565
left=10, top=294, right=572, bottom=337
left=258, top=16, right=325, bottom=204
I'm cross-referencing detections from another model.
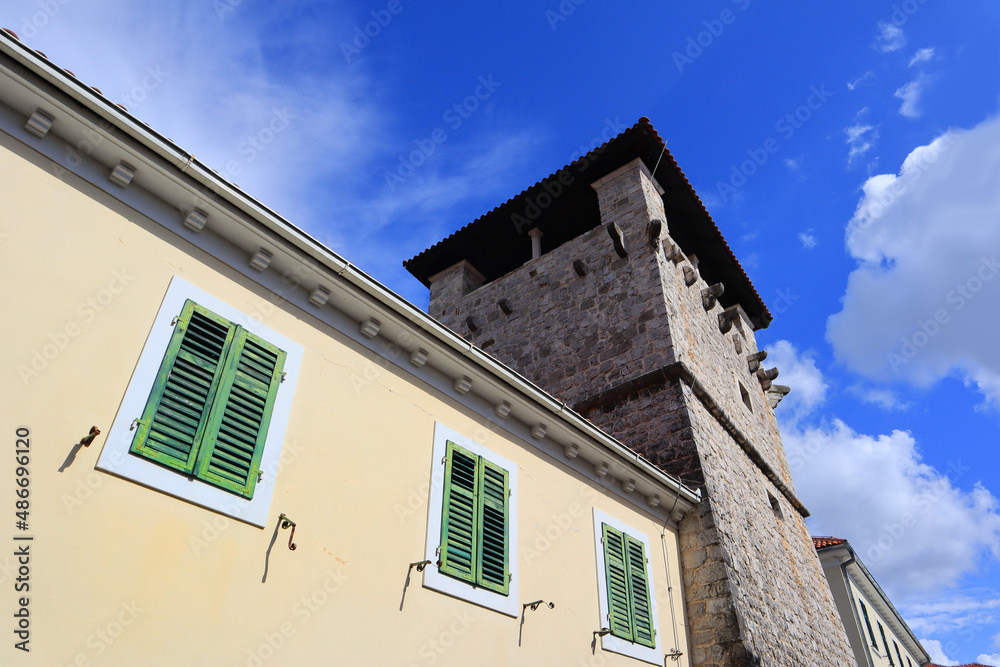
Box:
left=508, top=573, right=512, bottom=582
left=435, top=546, right=440, bottom=557
left=170, top=316, right=179, bottom=326
left=280, top=371, right=287, bottom=383
left=256, top=469, right=263, bottom=483
left=441, top=455, right=446, bottom=465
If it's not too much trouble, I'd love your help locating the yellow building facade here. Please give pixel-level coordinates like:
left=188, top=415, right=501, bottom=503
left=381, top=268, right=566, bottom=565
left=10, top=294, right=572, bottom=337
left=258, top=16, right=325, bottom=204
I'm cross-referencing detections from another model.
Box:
left=0, top=31, right=699, bottom=666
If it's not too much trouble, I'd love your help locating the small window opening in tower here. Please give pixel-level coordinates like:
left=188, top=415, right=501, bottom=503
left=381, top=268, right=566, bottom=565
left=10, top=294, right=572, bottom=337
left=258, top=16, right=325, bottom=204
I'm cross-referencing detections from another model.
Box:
left=739, top=381, right=753, bottom=412
left=768, top=492, right=783, bottom=520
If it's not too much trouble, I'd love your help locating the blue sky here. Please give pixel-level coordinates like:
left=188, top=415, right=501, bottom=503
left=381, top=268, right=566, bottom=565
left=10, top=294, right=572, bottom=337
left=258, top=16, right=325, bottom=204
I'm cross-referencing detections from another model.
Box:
left=7, top=0, right=999, bottom=662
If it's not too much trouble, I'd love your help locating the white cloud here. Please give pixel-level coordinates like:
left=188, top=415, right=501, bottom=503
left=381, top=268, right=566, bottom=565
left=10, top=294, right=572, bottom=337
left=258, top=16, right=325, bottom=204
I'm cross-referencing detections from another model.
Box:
left=784, top=157, right=800, bottom=171
left=876, top=21, right=907, bottom=52
left=799, top=231, right=818, bottom=249
left=907, top=596, right=1000, bottom=636
left=769, top=345, right=1000, bottom=598
left=848, top=70, right=876, bottom=91
left=845, top=120, right=879, bottom=166
left=895, top=73, right=932, bottom=118
left=827, top=113, right=1000, bottom=409
left=10, top=0, right=533, bottom=307
left=786, top=419, right=1000, bottom=596
left=767, top=340, right=827, bottom=424
left=922, top=638, right=960, bottom=665
left=849, top=385, right=910, bottom=411
left=910, top=47, right=936, bottom=67
left=980, top=652, right=1000, bottom=666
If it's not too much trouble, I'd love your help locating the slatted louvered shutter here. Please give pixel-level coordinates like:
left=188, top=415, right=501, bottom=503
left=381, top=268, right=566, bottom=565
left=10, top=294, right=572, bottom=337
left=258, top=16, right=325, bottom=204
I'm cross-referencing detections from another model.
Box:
left=130, top=300, right=235, bottom=474
left=439, top=442, right=479, bottom=584
left=602, top=523, right=635, bottom=641
left=625, top=534, right=656, bottom=648
left=477, top=458, right=509, bottom=595
left=195, top=328, right=286, bottom=498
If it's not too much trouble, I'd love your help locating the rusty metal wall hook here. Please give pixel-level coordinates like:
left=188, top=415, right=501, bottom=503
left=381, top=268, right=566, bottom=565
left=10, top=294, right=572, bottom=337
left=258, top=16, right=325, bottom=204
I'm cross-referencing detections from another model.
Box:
left=278, top=513, right=297, bottom=551
left=409, top=560, right=432, bottom=572
left=523, top=600, right=555, bottom=612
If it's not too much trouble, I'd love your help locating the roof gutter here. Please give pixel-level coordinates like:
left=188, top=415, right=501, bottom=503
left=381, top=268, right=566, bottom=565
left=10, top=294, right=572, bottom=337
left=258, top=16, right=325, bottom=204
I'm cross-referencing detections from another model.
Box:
left=837, top=545, right=875, bottom=667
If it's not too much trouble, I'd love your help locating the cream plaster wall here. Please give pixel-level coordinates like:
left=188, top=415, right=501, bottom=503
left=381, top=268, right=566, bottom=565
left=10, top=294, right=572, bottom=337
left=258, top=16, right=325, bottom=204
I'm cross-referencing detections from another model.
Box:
left=844, top=576, right=920, bottom=667
left=0, top=132, right=689, bottom=666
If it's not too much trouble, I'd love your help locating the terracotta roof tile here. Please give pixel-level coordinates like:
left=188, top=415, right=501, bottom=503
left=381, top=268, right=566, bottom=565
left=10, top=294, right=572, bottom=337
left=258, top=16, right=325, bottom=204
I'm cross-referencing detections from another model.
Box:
left=812, top=536, right=848, bottom=549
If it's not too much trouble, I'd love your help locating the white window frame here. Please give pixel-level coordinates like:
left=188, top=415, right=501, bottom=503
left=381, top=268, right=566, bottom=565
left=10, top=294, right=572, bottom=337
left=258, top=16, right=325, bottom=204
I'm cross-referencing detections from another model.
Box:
left=97, top=276, right=303, bottom=527
left=422, top=422, right=519, bottom=617
left=592, top=507, right=663, bottom=665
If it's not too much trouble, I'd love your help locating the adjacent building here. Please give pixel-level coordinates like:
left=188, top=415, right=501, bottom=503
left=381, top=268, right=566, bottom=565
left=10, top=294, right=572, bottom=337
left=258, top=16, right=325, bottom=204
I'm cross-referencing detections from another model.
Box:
left=815, top=537, right=930, bottom=667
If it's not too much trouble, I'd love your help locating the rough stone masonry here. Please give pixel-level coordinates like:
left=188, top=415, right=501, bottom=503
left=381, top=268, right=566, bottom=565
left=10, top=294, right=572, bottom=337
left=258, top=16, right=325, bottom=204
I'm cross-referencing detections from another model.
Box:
left=423, top=156, right=854, bottom=666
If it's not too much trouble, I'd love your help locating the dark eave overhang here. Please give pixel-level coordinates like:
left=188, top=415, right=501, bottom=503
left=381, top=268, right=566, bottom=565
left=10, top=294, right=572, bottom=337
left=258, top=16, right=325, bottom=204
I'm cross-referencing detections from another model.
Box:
left=404, top=117, right=771, bottom=329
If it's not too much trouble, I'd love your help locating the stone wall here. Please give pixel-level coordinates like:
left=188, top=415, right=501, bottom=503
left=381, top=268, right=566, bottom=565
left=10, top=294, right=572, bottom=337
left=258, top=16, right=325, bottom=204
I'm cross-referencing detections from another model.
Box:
left=426, top=158, right=853, bottom=666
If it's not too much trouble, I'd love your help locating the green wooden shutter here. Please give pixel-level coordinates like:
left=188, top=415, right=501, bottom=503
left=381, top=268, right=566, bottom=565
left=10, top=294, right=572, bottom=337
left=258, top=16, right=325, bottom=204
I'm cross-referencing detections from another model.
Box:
left=602, top=523, right=635, bottom=641
left=477, top=458, right=509, bottom=595
left=439, top=441, right=479, bottom=584
left=130, top=300, right=235, bottom=473
left=625, top=534, right=656, bottom=648
left=195, top=329, right=286, bottom=498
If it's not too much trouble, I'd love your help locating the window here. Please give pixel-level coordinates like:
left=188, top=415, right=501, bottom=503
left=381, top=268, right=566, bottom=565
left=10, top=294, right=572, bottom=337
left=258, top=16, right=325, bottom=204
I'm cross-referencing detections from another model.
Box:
left=859, top=599, right=878, bottom=648
left=422, top=423, right=519, bottom=617
left=97, top=277, right=302, bottom=527
left=768, top=492, right=783, bottom=520
left=601, top=523, right=655, bottom=647
left=592, top=508, right=661, bottom=665
left=878, top=621, right=894, bottom=664
left=739, top=381, right=753, bottom=412
left=894, top=641, right=903, bottom=666
left=129, top=299, right=285, bottom=498
left=438, top=440, right=509, bottom=594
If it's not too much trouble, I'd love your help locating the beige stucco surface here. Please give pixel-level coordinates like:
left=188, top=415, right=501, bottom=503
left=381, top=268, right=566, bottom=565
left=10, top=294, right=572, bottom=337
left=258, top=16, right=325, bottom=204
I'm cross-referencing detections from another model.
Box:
left=0, top=132, right=689, bottom=666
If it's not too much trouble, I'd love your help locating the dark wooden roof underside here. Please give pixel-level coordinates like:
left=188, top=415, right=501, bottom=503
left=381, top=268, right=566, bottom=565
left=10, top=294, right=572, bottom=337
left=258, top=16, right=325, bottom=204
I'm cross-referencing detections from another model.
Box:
left=404, top=118, right=771, bottom=329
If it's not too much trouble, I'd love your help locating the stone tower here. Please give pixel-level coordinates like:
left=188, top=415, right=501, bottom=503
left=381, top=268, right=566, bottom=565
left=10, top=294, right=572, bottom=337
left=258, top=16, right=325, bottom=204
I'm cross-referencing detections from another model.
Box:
left=405, top=119, right=854, bottom=666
